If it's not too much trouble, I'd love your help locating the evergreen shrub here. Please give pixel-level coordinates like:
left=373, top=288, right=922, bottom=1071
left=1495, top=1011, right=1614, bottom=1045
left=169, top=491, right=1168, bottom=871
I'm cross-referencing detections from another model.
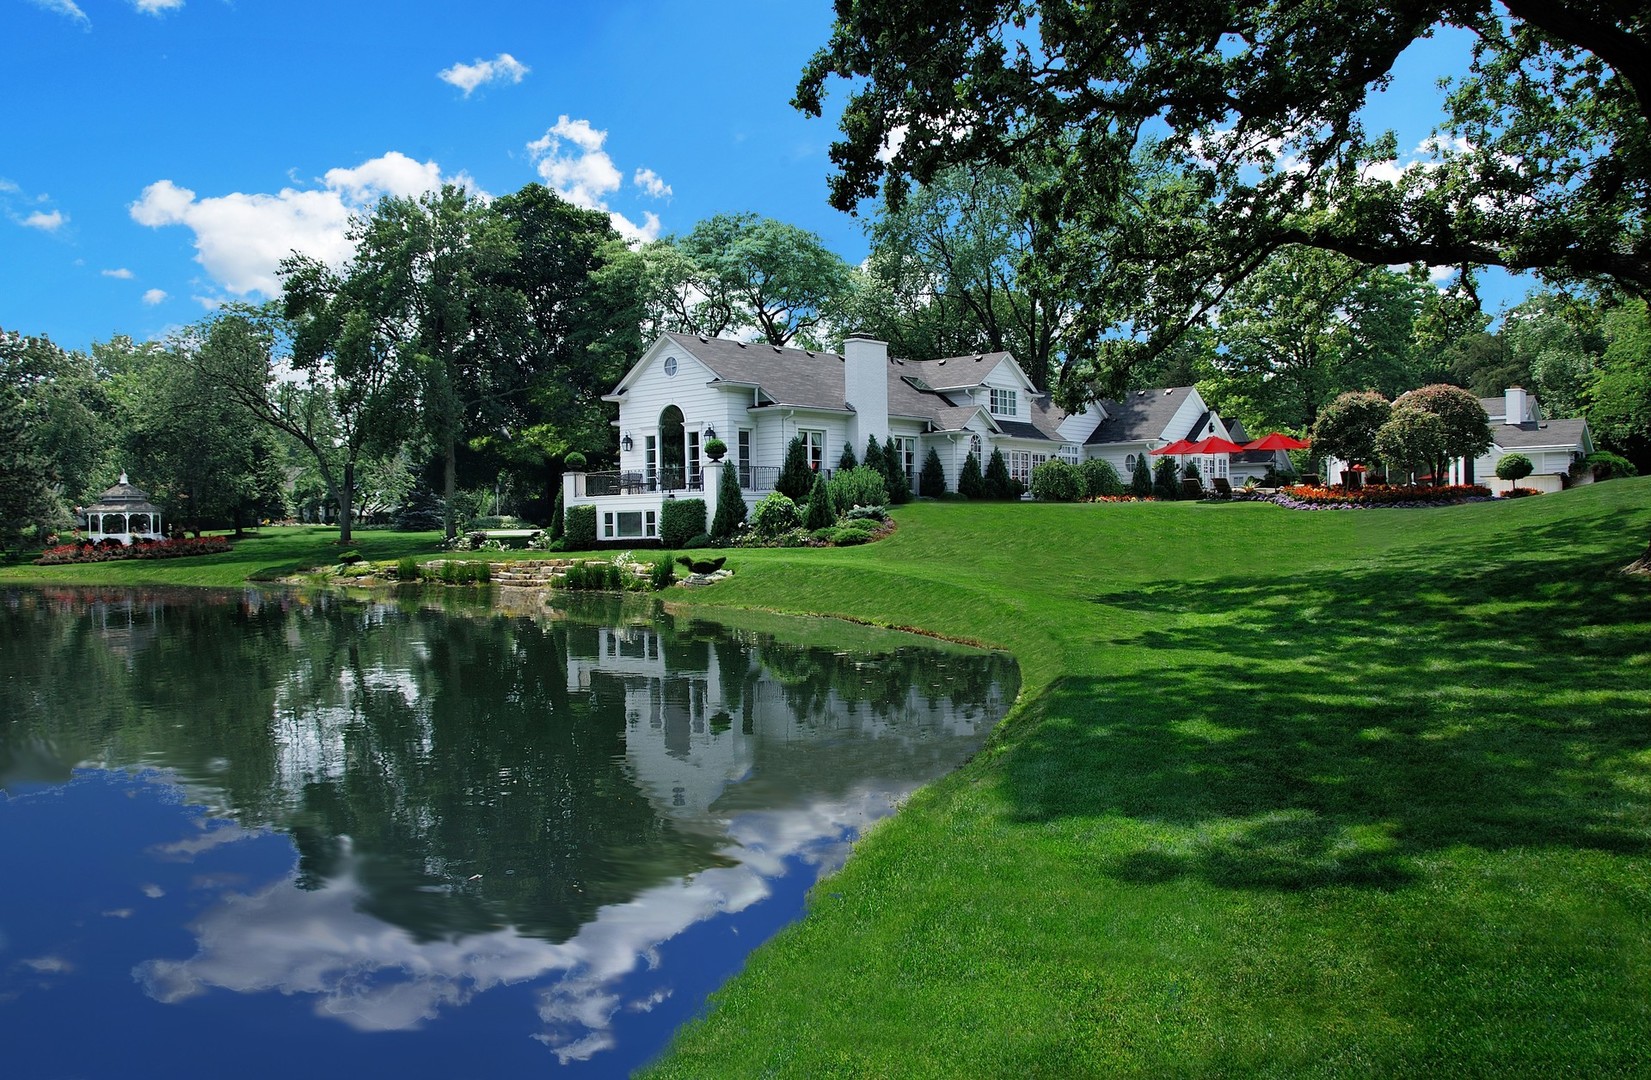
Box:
left=660, top=498, right=706, bottom=548
left=1078, top=458, right=1124, bottom=498
left=750, top=493, right=801, bottom=537
left=919, top=447, right=947, bottom=496
left=711, top=460, right=747, bottom=539
left=803, top=474, right=836, bottom=530
left=565, top=504, right=597, bottom=550
left=828, top=466, right=888, bottom=511
left=1030, top=460, right=1081, bottom=502
left=959, top=452, right=985, bottom=499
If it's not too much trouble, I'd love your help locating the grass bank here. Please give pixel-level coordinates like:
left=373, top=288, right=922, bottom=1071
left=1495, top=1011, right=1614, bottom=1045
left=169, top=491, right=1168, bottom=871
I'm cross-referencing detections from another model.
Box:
left=642, top=481, right=1651, bottom=1076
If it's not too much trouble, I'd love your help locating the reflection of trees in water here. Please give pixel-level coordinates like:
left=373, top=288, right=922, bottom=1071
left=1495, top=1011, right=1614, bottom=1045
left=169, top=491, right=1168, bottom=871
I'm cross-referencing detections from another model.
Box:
left=1, top=587, right=1013, bottom=945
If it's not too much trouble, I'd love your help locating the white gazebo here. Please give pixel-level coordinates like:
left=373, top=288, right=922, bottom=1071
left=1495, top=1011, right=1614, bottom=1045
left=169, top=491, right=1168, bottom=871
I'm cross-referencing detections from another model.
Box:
left=82, top=473, right=165, bottom=544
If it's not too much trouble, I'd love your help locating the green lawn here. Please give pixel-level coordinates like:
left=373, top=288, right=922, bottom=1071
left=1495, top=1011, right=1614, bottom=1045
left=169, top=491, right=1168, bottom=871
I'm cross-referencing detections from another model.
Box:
left=641, top=482, right=1651, bottom=1077
left=6, top=485, right=1650, bottom=1075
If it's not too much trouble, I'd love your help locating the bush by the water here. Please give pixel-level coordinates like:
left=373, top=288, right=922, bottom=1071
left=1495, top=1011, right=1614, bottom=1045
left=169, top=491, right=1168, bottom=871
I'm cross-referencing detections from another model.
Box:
left=395, top=556, right=420, bottom=581
left=36, top=535, right=232, bottom=565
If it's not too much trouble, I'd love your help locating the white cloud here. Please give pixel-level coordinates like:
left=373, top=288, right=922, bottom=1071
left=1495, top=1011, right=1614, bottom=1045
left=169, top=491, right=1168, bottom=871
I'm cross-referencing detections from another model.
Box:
left=527, top=116, right=624, bottom=211
left=103, top=267, right=135, bottom=279
left=633, top=168, right=672, bottom=199
left=437, top=53, right=529, bottom=96
left=132, top=0, right=184, bottom=14
left=23, top=209, right=66, bottom=231
left=28, top=0, right=88, bottom=25
left=130, top=152, right=462, bottom=297
left=528, top=117, right=667, bottom=244
left=142, top=288, right=168, bottom=305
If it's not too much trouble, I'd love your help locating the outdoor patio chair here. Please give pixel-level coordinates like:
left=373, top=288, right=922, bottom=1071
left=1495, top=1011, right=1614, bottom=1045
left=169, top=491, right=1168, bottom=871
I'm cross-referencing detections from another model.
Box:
left=1213, top=477, right=1233, bottom=497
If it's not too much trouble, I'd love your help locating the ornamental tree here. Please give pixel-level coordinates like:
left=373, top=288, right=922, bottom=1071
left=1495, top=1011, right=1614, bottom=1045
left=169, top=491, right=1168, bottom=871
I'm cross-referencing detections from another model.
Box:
left=1376, top=407, right=1451, bottom=484
left=1391, top=384, right=1493, bottom=480
left=1311, top=391, right=1394, bottom=471
left=1495, top=453, right=1535, bottom=487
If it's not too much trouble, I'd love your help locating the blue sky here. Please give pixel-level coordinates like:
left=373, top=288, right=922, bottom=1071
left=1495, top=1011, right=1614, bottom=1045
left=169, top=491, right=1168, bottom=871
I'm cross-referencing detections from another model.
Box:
left=4, top=1, right=1525, bottom=354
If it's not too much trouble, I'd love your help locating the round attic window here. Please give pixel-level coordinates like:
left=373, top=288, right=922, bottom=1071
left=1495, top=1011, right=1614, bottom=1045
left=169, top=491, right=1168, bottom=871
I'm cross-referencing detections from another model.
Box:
left=664, top=356, right=678, bottom=377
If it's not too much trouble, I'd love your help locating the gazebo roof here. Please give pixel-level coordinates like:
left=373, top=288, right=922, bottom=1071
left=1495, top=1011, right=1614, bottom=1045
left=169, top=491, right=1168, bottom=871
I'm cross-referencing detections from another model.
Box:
left=85, top=473, right=162, bottom=515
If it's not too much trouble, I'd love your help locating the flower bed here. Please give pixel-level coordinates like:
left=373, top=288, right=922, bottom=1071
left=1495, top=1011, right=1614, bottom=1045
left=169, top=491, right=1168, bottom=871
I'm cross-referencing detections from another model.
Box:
left=35, top=536, right=232, bottom=565
left=1274, top=483, right=1492, bottom=509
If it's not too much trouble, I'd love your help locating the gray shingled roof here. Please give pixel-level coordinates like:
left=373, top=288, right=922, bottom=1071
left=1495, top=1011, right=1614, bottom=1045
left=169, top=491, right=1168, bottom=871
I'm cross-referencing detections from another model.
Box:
left=899, top=352, right=1017, bottom=392
left=1493, top=418, right=1590, bottom=450
left=1085, top=387, right=1197, bottom=445
left=995, top=419, right=1053, bottom=442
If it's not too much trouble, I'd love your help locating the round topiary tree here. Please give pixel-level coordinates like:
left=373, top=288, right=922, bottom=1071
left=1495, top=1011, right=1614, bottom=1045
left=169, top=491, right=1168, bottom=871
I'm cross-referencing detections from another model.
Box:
left=750, top=492, right=801, bottom=538
left=1390, top=384, right=1492, bottom=484
left=1375, top=406, right=1449, bottom=484
left=1495, top=453, right=1534, bottom=490
left=564, top=451, right=587, bottom=471
left=1311, top=391, right=1392, bottom=475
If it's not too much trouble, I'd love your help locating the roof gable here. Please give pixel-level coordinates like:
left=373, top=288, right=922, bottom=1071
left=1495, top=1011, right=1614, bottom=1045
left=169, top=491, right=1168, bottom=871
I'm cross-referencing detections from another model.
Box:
left=1085, top=386, right=1204, bottom=445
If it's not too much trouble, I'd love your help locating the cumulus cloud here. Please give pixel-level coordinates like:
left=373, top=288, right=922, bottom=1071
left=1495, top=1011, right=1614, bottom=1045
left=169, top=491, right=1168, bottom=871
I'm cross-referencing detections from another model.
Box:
left=528, top=117, right=665, bottom=243
left=438, top=53, right=529, bottom=96
left=132, top=0, right=184, bottom=14
left=23, top=209, right=67, bottom=231
left=142, top=288, right=168, bottom=305
left=130, top=152, right=463, bottom=297
left=103, top=267, right=135, bottom=279
left=633, top=168, right=672, bottom=200
left=28, top=0, right=88, bottom=25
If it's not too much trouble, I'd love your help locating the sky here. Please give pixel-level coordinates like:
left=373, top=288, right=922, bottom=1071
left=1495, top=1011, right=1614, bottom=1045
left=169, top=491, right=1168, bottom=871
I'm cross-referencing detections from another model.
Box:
left=3, top=0, right=1528, bottom=355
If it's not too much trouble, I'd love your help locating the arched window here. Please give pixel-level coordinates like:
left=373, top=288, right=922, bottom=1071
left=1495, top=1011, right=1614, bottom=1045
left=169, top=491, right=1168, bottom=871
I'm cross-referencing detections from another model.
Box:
left=1124, top=454, right=1137, bottom=473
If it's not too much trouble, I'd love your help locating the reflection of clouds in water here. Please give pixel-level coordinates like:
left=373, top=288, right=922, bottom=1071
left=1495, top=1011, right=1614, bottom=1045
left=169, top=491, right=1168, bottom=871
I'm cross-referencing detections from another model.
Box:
left=150, top=820, right=255, bottom=860
left=133, top=788, right=899, bottom=1060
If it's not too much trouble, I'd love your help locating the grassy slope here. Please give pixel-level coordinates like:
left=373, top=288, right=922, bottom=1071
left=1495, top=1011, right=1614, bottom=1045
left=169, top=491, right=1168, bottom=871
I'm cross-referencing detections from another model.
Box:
left=645, top=481, right=1651, bottom=1077
left=6, top=488, right=1649, bottom=1074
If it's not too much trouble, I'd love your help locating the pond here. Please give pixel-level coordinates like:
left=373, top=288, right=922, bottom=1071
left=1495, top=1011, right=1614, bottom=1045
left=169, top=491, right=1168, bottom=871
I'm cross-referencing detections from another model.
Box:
left=0, top=586, right=1016, bottom=1077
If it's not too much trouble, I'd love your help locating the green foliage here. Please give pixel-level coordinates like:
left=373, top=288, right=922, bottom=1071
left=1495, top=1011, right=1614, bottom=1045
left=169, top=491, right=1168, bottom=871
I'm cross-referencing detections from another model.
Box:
left=684, top=532, right=712, bottom=549
left=919, top=447, right=948, bottom=496
left=675, top=212, right=856, bottom=348
left=1153, top=456, right=1180, bottom=500
left=1375, top=407, right=1450, bottom=481
left=1182, top=459, right=1201, bottom=481
left=549, top=490, right=565, bottom=539
left=983, top=448, right=1016, bottom=500
left=750, top=492, right=802, bottom=538
left=1588, top=299, right=1651, bottom=468
left=827, top=466, right=889, bottom=512
left=882, top=437, right=913, bottom=504
left=650, top=553, right=676, bottom=590
left=395, top=556, right=421, bottom=582
left=777, top=436, right=815, bottom=502
left=816, top=519, right=881, bottom=546
left=1130, top=455, right=1154, bottom=497
left=841, top=504, right=889, bottom=523
left=711, top=460, right=748, bottom=540
left=1389, top=384, right=1493, bottom=482
left=862, top=435, right=885, bottom=478
left=563, top=451, right=587, bottom=471
left=703, top=437, right=727, bottom=461
left=564, top=503, right=597, bottom=551
left=837, top=442, right=858, bottom=471
left=1495, top=454, right=1534, bottom=483
left=1584, top=451, right=1638, bottom=480
left=1311, top=391, right=1393, bottom=470
left=803, top=474, right=837, bottom=530
left=1077, top=457, right=1123, bottom=498
left=1029, top=459, right=1081, bottom=502
left=957, top=451, right=985, bottom=499
left=660, top=498, right=707, bottom=548
left=559, top=560, right=623, bottom=591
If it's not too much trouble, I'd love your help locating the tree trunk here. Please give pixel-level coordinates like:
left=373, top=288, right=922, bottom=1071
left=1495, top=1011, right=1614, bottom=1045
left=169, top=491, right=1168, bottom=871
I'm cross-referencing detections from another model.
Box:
left=337, top=460, right=355, bottom=546
left=443, top=441, right=458, bottom=541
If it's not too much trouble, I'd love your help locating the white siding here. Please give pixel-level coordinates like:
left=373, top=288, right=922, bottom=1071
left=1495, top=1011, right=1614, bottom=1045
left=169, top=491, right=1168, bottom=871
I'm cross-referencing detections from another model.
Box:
left=615, top=350, right=732, bottom=477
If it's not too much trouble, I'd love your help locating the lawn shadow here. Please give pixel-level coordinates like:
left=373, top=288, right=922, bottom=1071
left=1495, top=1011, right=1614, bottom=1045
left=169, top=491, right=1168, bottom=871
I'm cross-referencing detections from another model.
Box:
left=1000, top=507, right=1651, bottom=895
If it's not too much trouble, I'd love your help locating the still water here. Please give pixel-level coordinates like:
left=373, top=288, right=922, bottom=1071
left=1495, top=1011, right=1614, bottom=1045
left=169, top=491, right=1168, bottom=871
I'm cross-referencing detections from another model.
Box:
left=0, top=586, right=1016, bottom=1078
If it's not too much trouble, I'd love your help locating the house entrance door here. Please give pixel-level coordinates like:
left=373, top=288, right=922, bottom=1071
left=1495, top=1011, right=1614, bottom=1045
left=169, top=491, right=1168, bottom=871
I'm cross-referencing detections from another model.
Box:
left=659, top=406, right=686, bottom=490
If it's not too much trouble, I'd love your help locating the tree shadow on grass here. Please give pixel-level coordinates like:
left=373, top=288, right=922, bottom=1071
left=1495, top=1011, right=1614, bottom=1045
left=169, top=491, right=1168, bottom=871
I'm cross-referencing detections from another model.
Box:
left=1000, top=522, right=1651, bottom=894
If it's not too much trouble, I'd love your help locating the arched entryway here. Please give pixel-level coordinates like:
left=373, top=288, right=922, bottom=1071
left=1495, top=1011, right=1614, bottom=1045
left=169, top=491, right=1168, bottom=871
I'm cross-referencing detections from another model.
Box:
left=658, top=406, right=685, bottom=490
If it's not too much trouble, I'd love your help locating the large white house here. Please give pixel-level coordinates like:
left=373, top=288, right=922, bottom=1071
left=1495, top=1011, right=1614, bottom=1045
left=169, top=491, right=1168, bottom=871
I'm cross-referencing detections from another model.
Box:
left=564, top=332, right=1277, bottom=540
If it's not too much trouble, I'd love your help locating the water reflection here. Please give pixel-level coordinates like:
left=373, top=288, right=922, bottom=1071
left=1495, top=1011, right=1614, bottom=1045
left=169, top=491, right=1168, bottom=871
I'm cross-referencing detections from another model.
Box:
left=0, top=586, right=1015, bottom=1074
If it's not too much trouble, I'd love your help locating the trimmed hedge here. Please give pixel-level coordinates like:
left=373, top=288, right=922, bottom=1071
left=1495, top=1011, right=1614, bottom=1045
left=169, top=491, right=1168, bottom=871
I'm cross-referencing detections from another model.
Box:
left=829, top=466, right=888, bottom=511
left=1030, top=460, right=1081, bottom=502
left=565, top=504, right=597, bottom=551
left=661, top=498, right=706, bottom=548
left=1079, top=457, right=1124, bottom=498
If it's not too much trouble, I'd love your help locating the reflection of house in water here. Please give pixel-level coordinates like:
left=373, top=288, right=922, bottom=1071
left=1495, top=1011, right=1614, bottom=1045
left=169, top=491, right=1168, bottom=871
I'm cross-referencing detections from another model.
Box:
left=566, top=625, right=1009, bottom=828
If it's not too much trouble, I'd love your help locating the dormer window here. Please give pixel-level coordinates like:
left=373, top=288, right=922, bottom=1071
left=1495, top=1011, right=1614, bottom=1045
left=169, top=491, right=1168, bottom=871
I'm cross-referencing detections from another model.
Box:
left=989, top=388, right=1017, bottom=416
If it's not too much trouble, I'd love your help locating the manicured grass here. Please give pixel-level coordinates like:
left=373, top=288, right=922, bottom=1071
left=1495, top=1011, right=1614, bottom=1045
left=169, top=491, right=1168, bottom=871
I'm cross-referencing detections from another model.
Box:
left=640, top=481, right=1651, bottom=1077
left=7, top=487, right=1650, bottom=1074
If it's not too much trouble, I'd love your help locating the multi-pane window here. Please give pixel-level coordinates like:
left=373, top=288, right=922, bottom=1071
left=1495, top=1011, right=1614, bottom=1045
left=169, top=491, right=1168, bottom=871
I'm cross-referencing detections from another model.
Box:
left=737, top=429, right=752, bottom=486
left=893, top=437, right=916, bottom=484
left=989, top=388, right=1017, bottom=416
left=1008, top=450, right=1049, bottom=487
left=644, top=435, right=658, bottom=485
left=604, top=510, right=658, bottom=539
left=687, top=430, right=701, bottom=487
left=800, top=429, right=826, bottom=472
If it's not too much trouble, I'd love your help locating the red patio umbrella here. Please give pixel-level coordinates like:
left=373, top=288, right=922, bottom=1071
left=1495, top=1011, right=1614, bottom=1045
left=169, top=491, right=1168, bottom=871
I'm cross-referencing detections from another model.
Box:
left=1149, top=439, right=1196, bottom=456
left=1242, top=432, right=1311, bottom=451
left=1183, top=436, right=1247, bottom=455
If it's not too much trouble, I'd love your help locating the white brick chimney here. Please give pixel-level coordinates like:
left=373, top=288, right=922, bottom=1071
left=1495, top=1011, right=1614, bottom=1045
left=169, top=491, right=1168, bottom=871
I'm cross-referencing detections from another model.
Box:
left=843, top=333, right=889, bottom=449
left=1505, top=386, right=1529, bottom=423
